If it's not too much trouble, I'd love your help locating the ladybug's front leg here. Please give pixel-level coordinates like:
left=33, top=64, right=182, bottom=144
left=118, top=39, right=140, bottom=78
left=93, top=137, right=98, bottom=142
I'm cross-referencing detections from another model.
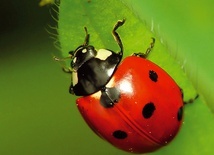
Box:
left=133, top=37, right=155, bottom=58
left=112, top=19, right=125, bottom=56
left=180, top=88, right=199, bottom=104
left=61, top=68, right=75, bottom=94
left=69, top=84, right=74, bottom=94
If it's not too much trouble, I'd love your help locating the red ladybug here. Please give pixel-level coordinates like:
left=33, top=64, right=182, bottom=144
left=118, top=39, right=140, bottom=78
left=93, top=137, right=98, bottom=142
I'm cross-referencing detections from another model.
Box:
left=65, top=19, right=186, bottom=153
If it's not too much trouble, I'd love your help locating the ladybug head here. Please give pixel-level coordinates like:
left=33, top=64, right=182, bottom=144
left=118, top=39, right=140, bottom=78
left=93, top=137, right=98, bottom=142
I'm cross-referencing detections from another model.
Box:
left=69, top=27, right=98, bottom=71
left=69, top=45, right=97, bottom=71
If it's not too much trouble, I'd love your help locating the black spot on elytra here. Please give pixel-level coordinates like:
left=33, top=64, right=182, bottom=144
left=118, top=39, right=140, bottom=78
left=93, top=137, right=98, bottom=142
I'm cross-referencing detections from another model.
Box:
left=142, top=102, right=156, bottom=119
left=149, top=70, right=158, bottom=82
left=177, top=106, right=183, bottom=121
left=113, top=130, right=127, bottom=139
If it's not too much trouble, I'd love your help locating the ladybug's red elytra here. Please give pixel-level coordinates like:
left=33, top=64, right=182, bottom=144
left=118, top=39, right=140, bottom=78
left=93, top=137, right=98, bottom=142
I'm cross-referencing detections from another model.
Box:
left=58, top=19, right=198, bottom=154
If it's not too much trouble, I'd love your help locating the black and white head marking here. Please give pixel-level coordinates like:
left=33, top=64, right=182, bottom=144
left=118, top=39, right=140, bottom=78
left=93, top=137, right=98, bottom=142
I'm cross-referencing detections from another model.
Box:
left=71, top=45, right=97, bottom=71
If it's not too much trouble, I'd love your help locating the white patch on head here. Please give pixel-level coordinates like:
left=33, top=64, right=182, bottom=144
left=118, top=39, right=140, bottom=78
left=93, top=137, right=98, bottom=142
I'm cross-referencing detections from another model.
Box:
left=73, top=57, right=77, bottom=63
left=82, top=48, right=87, bottom=53
left=72, top=71, right=78, bottom=86
left=95, top=49, right=112, bottom=60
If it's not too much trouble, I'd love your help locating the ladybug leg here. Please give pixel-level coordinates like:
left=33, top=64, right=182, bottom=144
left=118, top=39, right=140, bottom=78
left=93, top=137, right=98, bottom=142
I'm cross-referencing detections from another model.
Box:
left=180, top=88, right=199, bottom=104
left=62, top=67, right=72, bottom=73
left=53, top=56, right=73, bottom=74
left=112, top=19, right=125, bottom=56
left=145, top=37, right=155, bottom=57
left=64, top=68, right=74, bottom=94
left=69, top=84, right=74, bottom=94
left=184, top=94, right=199, bottom=104
left=133, top=37, right=155, bottom=58
left=100, top=86, right=121, bottom=108
left=53, top=54, right=75, bottom=94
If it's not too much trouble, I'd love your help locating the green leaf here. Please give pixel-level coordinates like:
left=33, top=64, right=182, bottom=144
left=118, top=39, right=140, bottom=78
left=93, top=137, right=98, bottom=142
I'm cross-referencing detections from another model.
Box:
left=57, top=0, right=214, bottom=154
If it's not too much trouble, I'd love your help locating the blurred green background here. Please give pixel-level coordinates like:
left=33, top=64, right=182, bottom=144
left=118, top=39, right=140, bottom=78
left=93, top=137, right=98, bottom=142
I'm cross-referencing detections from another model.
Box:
left=0, top=0, right=213, bottom=155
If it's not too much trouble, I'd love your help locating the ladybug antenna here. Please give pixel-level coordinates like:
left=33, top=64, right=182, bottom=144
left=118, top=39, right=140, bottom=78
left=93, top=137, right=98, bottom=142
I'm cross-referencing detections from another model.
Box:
left=184, top=94, right=199, bottom=104
left=53, top=55, right=71, bottom=61
left=83, top=27, right=90, bottom=46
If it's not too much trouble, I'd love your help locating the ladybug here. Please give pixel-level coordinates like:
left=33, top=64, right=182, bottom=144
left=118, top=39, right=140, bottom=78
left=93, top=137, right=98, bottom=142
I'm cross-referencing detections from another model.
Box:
left=63, top=19, right=189, bottom=153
